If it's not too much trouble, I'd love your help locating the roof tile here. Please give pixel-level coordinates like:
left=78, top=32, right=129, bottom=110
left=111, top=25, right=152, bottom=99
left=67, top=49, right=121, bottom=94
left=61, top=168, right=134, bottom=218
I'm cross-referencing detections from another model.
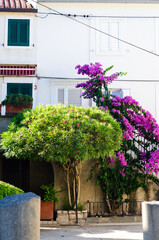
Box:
left=0, top=0, right=37, bottom=11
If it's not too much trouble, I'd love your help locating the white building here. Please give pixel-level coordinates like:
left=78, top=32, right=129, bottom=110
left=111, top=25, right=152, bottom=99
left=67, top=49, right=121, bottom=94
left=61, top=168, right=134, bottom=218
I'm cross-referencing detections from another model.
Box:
left=1, top=0, right=159, bottom=121
left=0, top=0, right=38, bottom=114
left=36, top=0, right=159, bottom=121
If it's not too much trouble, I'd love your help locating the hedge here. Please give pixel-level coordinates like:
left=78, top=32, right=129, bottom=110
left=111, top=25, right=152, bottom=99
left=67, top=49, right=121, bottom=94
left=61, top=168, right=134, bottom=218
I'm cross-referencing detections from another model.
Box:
left=0, top=181, right=24, bottom=200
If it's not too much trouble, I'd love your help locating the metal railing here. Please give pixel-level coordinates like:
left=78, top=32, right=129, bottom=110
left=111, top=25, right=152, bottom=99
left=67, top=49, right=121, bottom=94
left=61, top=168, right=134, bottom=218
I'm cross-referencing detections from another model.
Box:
left=87, top=200, right=143, bottom=217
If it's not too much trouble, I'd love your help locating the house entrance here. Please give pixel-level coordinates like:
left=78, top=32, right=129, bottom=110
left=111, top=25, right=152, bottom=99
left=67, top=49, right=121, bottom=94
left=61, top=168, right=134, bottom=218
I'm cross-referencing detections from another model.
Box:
left=2, top=157, right=54, bottom=196
left=2, top=157, right=30, bottom=192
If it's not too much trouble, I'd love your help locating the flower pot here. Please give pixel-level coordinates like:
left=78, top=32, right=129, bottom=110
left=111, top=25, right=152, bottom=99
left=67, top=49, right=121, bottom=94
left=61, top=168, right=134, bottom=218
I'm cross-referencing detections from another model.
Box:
left=40, top=200, right=54, bottom=221
left=5, top=104, right=32, bottom=115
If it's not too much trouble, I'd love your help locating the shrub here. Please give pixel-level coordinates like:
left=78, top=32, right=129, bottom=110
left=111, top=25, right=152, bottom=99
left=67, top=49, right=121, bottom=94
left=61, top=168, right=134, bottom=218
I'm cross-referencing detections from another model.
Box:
left=40, top=184, right=59, bottom=203
left=0, top=181, right=24, bottom=200
left=1, top=94, right=33, bottom=107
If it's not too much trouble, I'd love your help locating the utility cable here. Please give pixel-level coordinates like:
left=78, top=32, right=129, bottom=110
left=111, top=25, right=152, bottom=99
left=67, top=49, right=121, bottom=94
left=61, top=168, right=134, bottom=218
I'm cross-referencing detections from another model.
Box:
left=37, top=11, right=159, bottom=19
left=37, top=76, right=159, bottom=82
left=31, top=0, right=159, bottom=57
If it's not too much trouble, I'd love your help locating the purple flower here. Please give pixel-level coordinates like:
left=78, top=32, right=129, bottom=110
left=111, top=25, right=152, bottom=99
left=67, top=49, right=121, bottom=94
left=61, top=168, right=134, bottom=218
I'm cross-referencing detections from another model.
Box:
left=119, top=169, right=126, bottom=176
left=117, top=151, right=128, bottom=166
left=107, top=157, right=114, bottom=163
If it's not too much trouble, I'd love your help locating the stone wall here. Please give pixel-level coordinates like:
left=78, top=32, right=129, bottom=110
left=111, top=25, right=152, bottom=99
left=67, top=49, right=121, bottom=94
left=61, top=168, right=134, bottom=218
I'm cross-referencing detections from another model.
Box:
left=53, top=159, right=159, bottom=212
left=54, top=160, right=104, bottom=210
left=57, top=210, right=87, bottom=225
left=0, top=116, right=12, bottom=134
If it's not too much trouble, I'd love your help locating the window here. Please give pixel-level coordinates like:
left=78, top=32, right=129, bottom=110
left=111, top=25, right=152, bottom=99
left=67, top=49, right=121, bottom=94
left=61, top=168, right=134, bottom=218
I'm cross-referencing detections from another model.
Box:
left=8, top=19, right=30, bottom=46
left=96, top=19, right=121, bottom=54
left=58, top=89, right=64, bottom=104
left=57, top=88, right=82, bottom=106
left=110, top=89, right=123, bottom=98
left=7, top=83, right=32, bottom=96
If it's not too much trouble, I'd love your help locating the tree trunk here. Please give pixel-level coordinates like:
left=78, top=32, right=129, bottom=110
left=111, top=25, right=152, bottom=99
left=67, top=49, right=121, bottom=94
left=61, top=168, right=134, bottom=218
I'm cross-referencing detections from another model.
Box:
left=73, top=178, right=75, bottom=205
left=74, top=162, right=81, bottom=205
left=62, top=163, right=72, bottom=207
left=106, top=193, right=112, bottom=213
left=66, top=169, right=72, bottom=207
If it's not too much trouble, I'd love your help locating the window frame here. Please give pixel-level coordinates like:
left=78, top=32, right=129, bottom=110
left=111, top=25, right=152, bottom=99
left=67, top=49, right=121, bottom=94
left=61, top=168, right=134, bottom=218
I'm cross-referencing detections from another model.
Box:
left=5, top=16, right=33, bottom=49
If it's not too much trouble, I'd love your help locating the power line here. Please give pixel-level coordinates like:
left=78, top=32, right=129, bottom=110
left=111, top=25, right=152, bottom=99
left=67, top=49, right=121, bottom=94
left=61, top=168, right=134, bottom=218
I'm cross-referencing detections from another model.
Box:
left=32, top=0, right=159, bottom=57
left=37, top=76, right=159, bottom=82
left=37, top=11, right=159, bottom=19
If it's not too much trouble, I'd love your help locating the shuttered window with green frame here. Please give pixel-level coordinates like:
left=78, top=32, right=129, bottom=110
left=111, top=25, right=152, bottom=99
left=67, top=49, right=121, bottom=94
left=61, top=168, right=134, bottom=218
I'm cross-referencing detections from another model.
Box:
left=8, top=19, right=30, bottom=46
left=7, top=83, right=32, bottom=97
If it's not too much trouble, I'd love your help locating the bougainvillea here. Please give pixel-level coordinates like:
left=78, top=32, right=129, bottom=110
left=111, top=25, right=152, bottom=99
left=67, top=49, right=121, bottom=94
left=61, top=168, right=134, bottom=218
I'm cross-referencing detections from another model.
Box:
left=76, top=63, right=159, bottom=211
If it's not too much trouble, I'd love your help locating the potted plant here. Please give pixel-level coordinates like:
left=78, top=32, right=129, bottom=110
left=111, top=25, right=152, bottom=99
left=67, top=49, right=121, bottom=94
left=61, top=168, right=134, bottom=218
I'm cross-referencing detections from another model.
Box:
left=1, top=94, right=33, bottom=115
left=40, top=183, right=59, bottom=221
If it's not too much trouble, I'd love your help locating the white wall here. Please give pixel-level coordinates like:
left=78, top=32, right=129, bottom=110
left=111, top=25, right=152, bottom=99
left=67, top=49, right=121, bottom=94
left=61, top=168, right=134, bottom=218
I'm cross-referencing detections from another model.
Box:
left=36, top=2, right=159, bottom=120
left=0, top=12, right=37, bottom=65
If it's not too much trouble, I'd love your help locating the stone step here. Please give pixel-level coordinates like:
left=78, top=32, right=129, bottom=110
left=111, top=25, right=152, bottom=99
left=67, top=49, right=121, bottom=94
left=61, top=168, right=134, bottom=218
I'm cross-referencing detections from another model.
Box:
left=40, top=221, right=58, bottom=227
left=86, top=216, right=142, bottom=224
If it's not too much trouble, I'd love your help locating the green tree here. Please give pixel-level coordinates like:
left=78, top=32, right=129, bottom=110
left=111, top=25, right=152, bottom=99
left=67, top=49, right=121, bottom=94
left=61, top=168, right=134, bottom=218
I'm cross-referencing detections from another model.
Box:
left=1, top=104, right=122, bottom=207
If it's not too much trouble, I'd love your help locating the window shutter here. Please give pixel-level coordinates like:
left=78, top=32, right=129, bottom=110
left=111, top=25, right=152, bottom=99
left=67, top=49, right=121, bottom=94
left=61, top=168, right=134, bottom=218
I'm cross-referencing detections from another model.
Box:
left=8, top=20, right=18, bottom=46
left=58, top=89, right=64, bottom=104
left=7, top=84, right=19, bottom=95
left=21, top=84, right=32, bottom=96
left=99, top=21, right=110, bottom=51
left=19, top=20, right=29, bottom=46
left=68, top=89, right=81, bottom=106
left=111, top=22, right=120, bottom=50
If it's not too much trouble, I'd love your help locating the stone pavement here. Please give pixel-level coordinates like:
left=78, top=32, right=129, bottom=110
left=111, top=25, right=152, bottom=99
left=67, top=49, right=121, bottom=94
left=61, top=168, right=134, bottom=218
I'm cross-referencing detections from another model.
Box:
left=40, top=223, right=143, bottom=240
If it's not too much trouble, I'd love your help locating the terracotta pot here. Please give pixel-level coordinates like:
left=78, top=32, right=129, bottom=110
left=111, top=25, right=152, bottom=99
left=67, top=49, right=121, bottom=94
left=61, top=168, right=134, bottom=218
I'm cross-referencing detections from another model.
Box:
left=40, top=200, right=54, bottom=221
left=5, top=104, right=32, bottom=114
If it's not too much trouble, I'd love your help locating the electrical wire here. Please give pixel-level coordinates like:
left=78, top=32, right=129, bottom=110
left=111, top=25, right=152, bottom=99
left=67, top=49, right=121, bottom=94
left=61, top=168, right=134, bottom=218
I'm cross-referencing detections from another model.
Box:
left=37, top=11, right=159, bottom=19
left=37, top=76, right=159, bottom=82
left=31, top=0, right=159, bottom=57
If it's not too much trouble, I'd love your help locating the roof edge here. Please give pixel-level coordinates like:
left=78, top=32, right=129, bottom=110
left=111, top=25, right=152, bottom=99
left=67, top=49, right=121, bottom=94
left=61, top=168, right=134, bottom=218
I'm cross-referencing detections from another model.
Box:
left=0, top=8, right=37, bottom=12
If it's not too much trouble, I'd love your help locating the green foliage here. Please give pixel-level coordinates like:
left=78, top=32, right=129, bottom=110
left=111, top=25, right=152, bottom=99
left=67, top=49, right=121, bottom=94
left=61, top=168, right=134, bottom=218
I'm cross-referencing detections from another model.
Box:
left=77, top=202, right=85, bottom=211
left=62, top=198, right=73, bottom=210
left=40, top=184, right=59, bottom=203
left=62, top=199, right=85, bottom=211
left=1, top=94, right=33, bottom=106
left=1, top=104, right=122, bottom=162
left=96, top=159, right=146, bottom=211
left=0, top=181, right=24, bottom=200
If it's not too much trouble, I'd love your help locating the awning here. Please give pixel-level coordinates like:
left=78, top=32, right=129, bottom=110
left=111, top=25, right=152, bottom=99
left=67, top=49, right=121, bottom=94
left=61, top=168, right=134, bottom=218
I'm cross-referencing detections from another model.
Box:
left=0, top=65, right=37, bottom=76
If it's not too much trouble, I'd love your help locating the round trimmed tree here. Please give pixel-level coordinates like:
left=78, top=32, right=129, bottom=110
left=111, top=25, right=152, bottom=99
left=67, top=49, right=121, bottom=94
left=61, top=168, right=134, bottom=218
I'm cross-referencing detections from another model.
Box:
left=1, top=104, right=122, bottom=207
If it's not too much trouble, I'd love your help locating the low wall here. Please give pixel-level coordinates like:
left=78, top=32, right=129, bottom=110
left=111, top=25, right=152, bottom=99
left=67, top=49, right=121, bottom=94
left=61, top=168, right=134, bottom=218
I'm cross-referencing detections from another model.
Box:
left=57, top=210, right=88, bottom=225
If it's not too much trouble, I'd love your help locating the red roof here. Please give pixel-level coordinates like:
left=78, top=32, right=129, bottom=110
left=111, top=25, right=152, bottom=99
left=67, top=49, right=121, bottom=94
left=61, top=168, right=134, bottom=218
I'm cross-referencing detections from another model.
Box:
left=0, top=0, right=37, bottom=12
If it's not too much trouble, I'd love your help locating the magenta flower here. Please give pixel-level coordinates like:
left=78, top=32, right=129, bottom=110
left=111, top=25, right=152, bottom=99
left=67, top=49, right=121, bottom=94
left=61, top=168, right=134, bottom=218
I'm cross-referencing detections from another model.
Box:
left=117, top=151, right=128, bottom=166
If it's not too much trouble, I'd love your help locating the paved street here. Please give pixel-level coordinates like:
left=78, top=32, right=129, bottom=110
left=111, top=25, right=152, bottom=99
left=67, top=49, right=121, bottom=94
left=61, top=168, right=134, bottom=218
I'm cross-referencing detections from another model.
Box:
left=40, top=223, right=143, bottom=240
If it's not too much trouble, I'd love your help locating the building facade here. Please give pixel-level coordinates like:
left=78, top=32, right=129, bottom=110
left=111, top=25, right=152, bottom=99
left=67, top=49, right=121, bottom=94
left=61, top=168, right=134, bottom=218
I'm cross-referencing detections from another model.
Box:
left=36, top=0, right=159, bottom=122
left=0, top=0, right=38, bottom=115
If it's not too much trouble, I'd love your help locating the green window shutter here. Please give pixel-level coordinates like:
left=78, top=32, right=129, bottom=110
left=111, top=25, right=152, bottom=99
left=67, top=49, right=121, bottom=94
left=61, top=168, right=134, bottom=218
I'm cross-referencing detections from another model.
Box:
left=7, top=84, right=19, bottom=95
left=8, top=20, right=18, bottom=46
left=19, top=20, right=30, bottom=46
left=7, top=84, right=32, bottom=97
left=8, top=19, right=30, bottom=46
left=21, top=84, right=32, bottom=96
